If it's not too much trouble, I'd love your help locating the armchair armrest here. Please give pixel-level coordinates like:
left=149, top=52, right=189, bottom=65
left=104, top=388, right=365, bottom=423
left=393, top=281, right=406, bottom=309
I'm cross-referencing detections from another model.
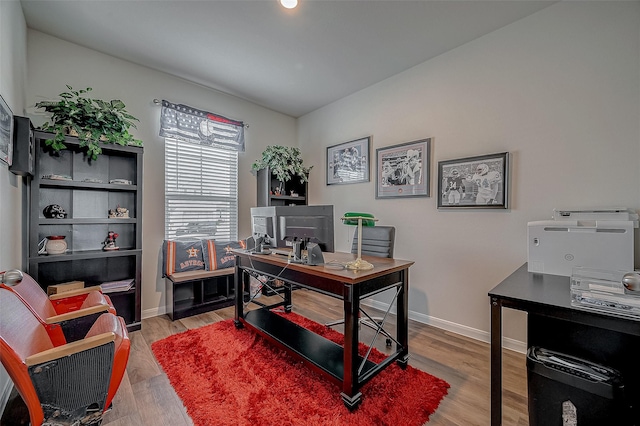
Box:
left=25, top=332, right=115, bottom=366
left=45, top=304, right=110, bottom=324
left=48, top=285, right=102, bottom=301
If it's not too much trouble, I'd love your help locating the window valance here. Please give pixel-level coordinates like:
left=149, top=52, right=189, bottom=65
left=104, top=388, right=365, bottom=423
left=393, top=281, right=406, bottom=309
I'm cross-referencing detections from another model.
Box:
left=159, top=100, right=245, bottom=152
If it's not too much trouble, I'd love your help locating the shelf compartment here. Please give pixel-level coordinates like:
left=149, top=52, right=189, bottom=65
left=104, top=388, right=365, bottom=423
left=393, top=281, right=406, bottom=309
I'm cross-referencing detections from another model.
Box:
left=31, top=256, right=138, bottom=290
left=108, top=289, right=139, bottom=329
left=166, top=270, right=235, bottom=320
left=257, top=168, right=308, bottom=207
left=242, top=309, right=377, bottom=383
left=174, top=283, right=197, bottom=308
left=35, top=222, right=136, bottom=252
left=39, top=188, right=136, bottom=220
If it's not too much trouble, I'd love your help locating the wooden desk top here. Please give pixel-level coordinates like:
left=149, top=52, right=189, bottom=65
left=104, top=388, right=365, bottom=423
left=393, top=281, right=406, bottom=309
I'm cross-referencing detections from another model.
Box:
left=234, top=250, right=414, bottom=285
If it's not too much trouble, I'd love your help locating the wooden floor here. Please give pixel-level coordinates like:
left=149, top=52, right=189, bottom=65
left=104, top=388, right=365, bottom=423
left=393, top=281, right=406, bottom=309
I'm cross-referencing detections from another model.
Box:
left=3, top=289, right=529, bottom=425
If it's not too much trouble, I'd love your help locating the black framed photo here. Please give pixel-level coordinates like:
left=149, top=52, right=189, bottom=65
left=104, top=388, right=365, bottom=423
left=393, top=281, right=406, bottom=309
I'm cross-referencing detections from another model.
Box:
left=0, top=95, right=13, bottom=166
left=376, top=138, right=431, bottom=199
left=437, top=152, right=509, bottom=209
left=326, top=136, right=371, bottom=185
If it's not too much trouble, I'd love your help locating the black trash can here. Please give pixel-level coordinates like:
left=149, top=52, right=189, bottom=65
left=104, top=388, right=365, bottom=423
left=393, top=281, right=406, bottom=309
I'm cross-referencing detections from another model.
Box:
left=527, top=346, right=631, bottom=426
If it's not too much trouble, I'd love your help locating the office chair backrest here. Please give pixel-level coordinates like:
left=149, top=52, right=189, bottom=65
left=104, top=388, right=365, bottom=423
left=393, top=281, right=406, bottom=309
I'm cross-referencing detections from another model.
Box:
left=351, top=226, right=395, bottom=258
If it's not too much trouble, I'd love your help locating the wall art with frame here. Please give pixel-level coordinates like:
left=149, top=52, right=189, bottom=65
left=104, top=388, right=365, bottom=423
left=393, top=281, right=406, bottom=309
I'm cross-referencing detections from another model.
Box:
left=375, top=138, right=431, bottom=199
left=437, top=152, right=509, bottom=209
left=326, top=136, right=371, bottom=185
left=0, top=95, right=13, bottom=166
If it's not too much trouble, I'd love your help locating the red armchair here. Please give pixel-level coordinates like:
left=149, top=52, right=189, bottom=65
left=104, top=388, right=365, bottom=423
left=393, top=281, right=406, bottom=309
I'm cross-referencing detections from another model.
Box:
left=0, top=287, right=130, bottom=426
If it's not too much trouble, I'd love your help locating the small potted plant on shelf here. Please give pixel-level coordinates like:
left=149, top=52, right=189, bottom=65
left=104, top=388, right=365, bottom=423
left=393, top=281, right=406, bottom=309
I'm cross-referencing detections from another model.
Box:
left=251, top=145, right=312, bottom=184
left=35, top=85, right=143, bottom=160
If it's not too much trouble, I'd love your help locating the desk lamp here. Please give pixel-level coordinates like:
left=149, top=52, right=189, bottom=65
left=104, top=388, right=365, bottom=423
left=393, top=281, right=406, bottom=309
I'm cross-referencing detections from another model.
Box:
left=342, top=212, right=377, bottom=270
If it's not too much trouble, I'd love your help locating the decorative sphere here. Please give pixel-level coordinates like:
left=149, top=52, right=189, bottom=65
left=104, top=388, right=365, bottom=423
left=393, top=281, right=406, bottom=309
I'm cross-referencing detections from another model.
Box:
left=622, top=272, right=640, bottom=292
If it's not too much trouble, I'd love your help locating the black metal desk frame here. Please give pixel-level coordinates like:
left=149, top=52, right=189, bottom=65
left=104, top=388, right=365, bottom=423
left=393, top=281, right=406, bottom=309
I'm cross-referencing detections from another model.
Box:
left=233, top=251, right=413, bottom=409
left=489, top=264, right=640, bottom=425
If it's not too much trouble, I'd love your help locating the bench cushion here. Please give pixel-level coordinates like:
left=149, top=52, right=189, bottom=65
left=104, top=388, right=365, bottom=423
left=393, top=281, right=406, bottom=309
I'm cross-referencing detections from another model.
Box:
left=162, top=239, right=206, bottom=277
left=203, top=240, right=246, bottom=270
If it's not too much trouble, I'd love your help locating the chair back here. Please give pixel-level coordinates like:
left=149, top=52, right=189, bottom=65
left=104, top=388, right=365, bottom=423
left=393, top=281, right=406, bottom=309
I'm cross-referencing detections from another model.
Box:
left=0, top=288, right=55, bottom=426
left=351, top=226, right=395, bottom=258
left=1, top=272, right=58, bottom=319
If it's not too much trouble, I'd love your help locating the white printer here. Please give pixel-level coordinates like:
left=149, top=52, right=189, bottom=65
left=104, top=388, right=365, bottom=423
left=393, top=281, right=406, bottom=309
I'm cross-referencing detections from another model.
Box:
left=527, top=208, right=638, bottom=277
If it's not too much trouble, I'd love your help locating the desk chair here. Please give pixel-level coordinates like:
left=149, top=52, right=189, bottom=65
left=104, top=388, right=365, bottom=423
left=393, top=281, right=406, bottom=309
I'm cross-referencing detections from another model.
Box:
left=351, top=225, right=395, bottom=259
left=327, top=225, right=396, bottom=345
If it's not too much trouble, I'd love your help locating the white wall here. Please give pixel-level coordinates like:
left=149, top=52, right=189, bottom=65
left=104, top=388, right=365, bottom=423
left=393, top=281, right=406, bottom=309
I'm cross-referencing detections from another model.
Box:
left=26, top=31, right=297, bottom=319
left=298, top=1, right=640, bottom=346
left=0, top=0, right=28, bottom=413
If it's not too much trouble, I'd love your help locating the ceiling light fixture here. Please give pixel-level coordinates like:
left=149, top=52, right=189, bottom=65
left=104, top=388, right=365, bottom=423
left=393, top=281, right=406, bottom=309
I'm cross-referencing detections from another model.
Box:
left=280, top=0, right=298, bottom=9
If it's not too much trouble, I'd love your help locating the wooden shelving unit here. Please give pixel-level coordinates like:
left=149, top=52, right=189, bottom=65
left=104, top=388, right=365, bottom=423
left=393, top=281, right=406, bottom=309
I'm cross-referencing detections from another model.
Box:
left=26, top=131, right=143, bottom=331
left=257, top=168, right=308, bottom=207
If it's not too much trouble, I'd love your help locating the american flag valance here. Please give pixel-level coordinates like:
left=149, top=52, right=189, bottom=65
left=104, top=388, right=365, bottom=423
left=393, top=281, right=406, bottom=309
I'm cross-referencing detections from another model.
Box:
left=159, top=100, right=245, bottom=152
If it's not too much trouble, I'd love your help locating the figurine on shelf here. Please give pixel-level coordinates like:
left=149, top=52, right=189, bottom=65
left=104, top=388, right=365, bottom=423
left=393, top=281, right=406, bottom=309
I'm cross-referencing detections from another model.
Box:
left=108, top=205, right=130, bottom=219
left=102, top=231, right=119, bottom=251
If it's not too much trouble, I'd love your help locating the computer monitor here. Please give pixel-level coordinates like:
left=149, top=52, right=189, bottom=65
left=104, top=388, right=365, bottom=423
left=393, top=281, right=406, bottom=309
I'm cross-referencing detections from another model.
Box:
left=279, top=213, right=333, bottom=253
left=250, top=205, right=334, bottom=253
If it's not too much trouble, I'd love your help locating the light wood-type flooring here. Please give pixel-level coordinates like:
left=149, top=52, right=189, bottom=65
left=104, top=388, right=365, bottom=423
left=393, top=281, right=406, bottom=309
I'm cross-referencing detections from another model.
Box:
left=3, top=289, right=529, bottom=425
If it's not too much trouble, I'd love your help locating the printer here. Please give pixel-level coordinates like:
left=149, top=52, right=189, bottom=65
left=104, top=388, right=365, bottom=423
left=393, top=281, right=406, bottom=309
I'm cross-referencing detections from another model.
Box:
left=527, top=208, right=638, bottom=277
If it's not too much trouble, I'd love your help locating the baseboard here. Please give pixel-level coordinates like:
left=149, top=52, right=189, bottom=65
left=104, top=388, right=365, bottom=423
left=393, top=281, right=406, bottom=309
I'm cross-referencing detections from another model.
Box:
left=143, top=305, right=166, bottom=320
left=143, top=298, right=527, bottom=354
left=363, top=299, right=527, bottom=354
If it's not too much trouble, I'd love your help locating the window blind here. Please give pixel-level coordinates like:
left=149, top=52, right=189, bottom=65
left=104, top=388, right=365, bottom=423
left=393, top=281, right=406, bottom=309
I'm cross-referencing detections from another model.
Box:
left=165, top=138, right=238, bottom=240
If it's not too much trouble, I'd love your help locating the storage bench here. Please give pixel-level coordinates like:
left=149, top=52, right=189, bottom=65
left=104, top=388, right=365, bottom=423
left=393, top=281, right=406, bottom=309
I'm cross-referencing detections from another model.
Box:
left=165, top=268, right=235, bottom=320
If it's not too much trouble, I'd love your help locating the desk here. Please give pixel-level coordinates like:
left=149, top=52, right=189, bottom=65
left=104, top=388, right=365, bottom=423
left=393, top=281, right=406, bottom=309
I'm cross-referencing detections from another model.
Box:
left=233, top=250, right=414, bottom=409
left=489, top=264, right=640, bottom=425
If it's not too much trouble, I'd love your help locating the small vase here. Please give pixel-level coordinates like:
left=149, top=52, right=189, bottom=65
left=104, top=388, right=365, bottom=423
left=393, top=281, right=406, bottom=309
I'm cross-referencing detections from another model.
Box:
left=45, top=236, right=67, bottom=255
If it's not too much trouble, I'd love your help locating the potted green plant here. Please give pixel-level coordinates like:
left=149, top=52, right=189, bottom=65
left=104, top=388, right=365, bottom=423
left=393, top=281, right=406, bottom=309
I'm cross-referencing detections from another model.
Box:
left=251, top=145, right=312, bottom=183
left=35, top=86, right=143, bottom=160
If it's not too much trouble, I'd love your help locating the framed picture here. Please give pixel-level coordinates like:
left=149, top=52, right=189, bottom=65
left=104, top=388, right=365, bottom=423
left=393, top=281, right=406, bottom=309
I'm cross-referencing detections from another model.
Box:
left=326, top=136, right=371, bottom=185
left=0, top=95, right=13, bottom=166
left=437, top=152, right=509, bottom=209
left=376, top=138, right=431, bottom=198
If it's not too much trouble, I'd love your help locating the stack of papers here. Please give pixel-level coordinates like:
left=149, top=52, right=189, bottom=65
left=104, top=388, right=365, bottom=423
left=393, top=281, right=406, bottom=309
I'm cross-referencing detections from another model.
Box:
left=100, top=278, right=134, bottom=293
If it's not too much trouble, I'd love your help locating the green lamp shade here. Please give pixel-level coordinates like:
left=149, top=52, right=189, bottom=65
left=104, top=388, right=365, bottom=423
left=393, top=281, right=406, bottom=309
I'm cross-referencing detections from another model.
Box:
left=342, top=212, right=376, bottom=227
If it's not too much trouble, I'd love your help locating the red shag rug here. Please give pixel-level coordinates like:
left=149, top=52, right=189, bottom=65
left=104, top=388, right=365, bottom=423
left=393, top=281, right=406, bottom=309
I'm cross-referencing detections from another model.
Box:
left=151, top=312, right=449, bottom=426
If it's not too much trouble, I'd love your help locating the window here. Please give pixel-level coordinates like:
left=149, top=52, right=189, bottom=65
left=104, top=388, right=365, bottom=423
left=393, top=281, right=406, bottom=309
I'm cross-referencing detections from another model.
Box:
left=160, top=100, right=245, bottom=241
left=165, top=139, right=238, bottom=240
